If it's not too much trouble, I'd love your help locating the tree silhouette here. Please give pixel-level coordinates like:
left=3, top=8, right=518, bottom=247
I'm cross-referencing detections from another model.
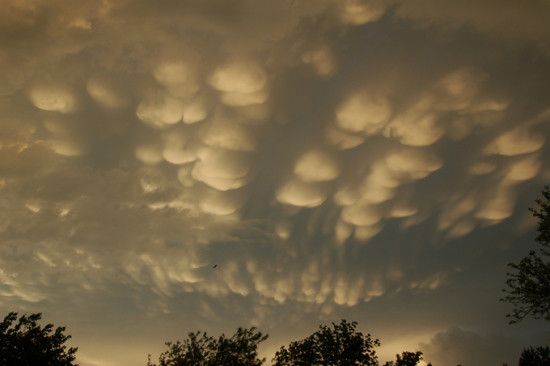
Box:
left=518, top=346, right=550, bottom=366
left=272, top=319, right=380, bottom=366
left=383, top=351, right=424, bottom=366
left=503, top=186, right=550, bottom=323
left=147, top=326, right=268, bottom=366
left=0, top=312, right=78, bottom=366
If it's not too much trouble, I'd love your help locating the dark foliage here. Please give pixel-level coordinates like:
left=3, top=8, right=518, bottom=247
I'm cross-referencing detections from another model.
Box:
left=518, top=346, right=550, bottom=366
left=272, top=319, right=380, bottom=366
left=147, top=326, right=268, bottom=366
left=503, top=186, right=550, bottom=323
left=0, top=312, right=78, bottom=366
left=383, top=351, right=423, bottom=366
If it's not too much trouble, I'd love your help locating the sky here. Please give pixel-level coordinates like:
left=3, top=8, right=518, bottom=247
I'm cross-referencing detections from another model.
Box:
left=1, top=0, right=550, bottom=365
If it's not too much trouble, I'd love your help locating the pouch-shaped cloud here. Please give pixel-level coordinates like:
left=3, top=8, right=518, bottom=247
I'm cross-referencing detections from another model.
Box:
left=47, top=139, right=83, bottom=157
left=388, top=205, right=418, bottom=218
left=135, top=144, right=163, bottom=164
left=299, top=260, right=321, bottom=298
left=475, top=184, right=516, bottom=222
left=333, top=186, right=362, bottom=207
left=67, top=17, right=92, bottom=30
left=194, top=174, right=251, bottom=192
left=177, top=165, right=195, bottom=188
left=334, top=276, right=365, bottom=306
left=237, top=103, right=271, bottom=123
left=440, top=70, right=475, bottom=96
left=503, top=155, right=541, bottom=183
left=341, top=203, right=381, bottom=226
left=209, top=57, right=269, bottom=107
left=386, top=95, right=445, bottom=146
left=469, top=99, right=508, bottom=113
left=338, top=0, right=386, bottom=25
left=162, top=129, right=198, bottom=165
left=154, top=61, right=191, bottom=86
left=165, top=261, right=201, bottom=285
left=28, top=81, right=78, bottom=114
left=209, top=58, right=268, bottom=94
left=183, top=95, right=209, bottom=124
left=335, top=91, right=392, bottom=135
left=293, top=150, right=340, bottom=182
left=86, top=74, right=129, bottom=109
left=335, top=219, right=354, bottom=244
left=154, top=60, right=200, bottom=98
left=136, top=91, right=184, bottom=128
left=354, top=223, right=382, bottom=241
left=218, top=264, right=250, bottom=297
left=192, top=147, right=251, bottom=190
left=200, top=187, right=246, bottom=216
left=357, top=177, right=396, bottom=204
left=325, top=124, right=365, bottom=150
left=364, top=276, right=385, bottom=299
left=469, top=161, right=496, bottom=175
left=485, top=126, right=545, bottom=156
left=445, top=219, right=476, bottom=239
left=276, top=178, right=329, bottom=207
left=435, top=68, right=485, bottom=111
left=200, top=118, right=257, bottom=152
left=132, top=254, right=172, bottom=296
left=5, top=285, right=46, bottom=303
left=388, top=113, right=443, bottom=146
left=333, top=162, right=399, bottom=208
left=301, top=46, right=336, bottom=77
left=439, top=196, right=476, bottom=231
left=43, top=118, right=73, bottom=136
left=220, top=88, right=270, bottom=107
left=193, top=147, right=250, bottom=179
left=366, top=162, right=401, bottom=188
left=385, top=148, right=443, bottom=181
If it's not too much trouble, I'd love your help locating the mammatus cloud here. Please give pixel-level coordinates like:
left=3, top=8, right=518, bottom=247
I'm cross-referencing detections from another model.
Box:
left=0, top=1, right=549, bottom=365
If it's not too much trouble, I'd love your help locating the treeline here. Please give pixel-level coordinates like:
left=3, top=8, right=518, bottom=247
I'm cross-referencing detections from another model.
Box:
left=146, top=319, right=423, bottom=366
left=2, top=312, right=549, bottom=366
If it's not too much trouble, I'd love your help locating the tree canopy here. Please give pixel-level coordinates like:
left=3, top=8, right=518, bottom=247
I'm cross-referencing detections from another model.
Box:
left=503, top=185, right=550, bottom=323
left=147, top=326, right=268, bottom=366
left=518, top=346, right=550, bottom=366
left=0, top=312, right=78, bottom=366
left=383, top=351, right=424, bottom=366
left=272, top=319, right=380, bottom=366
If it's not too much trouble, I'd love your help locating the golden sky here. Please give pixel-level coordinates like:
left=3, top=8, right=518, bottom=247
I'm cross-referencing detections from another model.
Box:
left=1, top=1, right=550, bottom=365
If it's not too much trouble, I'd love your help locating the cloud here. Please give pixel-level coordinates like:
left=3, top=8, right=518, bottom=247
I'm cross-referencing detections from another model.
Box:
left=394, top=0, right=550, bottom=52
left=86, top=74, right=131, bottom=110
left=0, top=1, right=549, bottom=366
left=419, top=327, right=549, bottom=366
left=485, top=125, right=545, bottom=156
left=334, top=91, right=392, bottom=135
left=28, top=79, right=79, bottom=114
left=293, top=149, right=340, bottom=182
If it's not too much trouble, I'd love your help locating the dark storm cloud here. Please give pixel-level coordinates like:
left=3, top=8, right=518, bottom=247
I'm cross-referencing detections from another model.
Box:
left=0, top=1, right=549, bottom=365
left=420, top=327, right=550, bottom=366
left=394, top=0, right=550, bottom=52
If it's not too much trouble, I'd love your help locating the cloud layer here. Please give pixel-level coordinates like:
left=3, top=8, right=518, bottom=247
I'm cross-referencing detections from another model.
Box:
left=0, top=1, right=549, bottom=365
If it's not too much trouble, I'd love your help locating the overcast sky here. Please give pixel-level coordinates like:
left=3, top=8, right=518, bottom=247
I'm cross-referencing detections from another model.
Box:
left=1, top=1, right=550, bottom=365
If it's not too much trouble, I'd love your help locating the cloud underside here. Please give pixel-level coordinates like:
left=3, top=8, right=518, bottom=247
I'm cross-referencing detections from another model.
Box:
left=0, top=1, right=549, bottom=365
